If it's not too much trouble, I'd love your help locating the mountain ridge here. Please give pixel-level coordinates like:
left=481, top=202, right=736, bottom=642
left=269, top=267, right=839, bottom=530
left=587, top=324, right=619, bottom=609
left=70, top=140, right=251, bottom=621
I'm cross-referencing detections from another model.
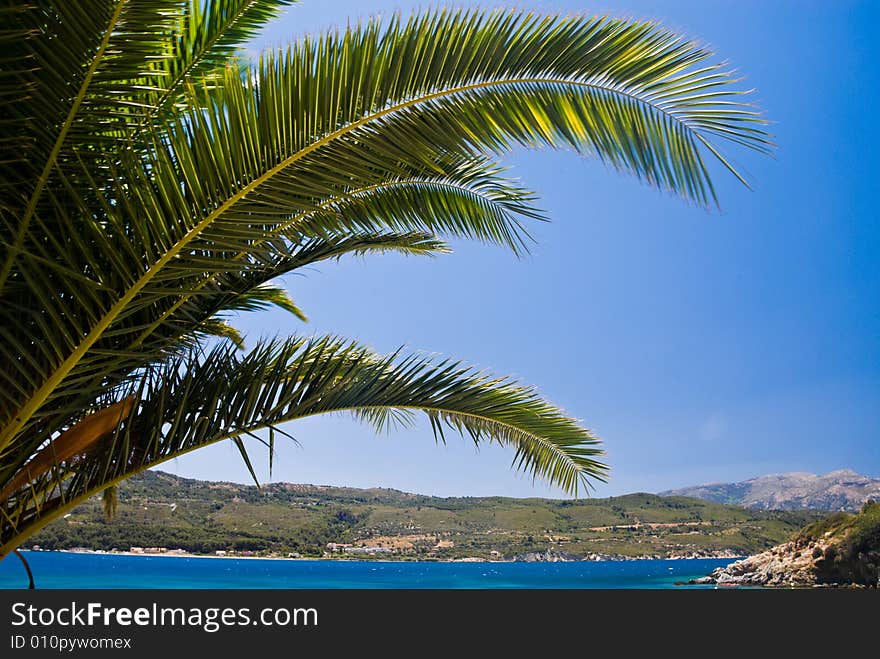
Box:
left=660, top=470, right=880, bottom=512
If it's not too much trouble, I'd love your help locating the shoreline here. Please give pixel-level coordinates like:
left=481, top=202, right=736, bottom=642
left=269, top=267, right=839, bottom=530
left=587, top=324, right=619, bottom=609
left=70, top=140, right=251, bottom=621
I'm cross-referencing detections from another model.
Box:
left=18, top=549, right=744, bottom=564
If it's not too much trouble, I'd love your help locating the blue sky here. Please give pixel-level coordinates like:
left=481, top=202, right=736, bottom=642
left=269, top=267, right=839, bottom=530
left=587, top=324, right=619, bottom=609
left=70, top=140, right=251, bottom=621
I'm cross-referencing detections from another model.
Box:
left=163, top=1, right=879, bottom=497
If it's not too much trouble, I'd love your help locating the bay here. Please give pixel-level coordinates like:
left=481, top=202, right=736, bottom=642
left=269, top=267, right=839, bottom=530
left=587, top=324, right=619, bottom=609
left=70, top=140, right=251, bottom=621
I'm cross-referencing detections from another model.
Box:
left=0, top=551, right=735, bottom=589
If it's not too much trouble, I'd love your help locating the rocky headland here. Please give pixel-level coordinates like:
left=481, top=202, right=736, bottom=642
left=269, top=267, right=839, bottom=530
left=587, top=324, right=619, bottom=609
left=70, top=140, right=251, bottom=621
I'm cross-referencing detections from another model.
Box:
left=691, top=501, right=880, bottom=587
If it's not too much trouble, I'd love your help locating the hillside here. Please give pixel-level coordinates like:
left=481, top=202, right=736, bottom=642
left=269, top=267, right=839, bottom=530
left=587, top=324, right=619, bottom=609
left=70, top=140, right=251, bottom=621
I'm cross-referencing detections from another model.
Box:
left=28, top=471, right=823, bottom=560
left=660, top=469, right=880, bottom=512
left=693, top=501, right=880, bottom=587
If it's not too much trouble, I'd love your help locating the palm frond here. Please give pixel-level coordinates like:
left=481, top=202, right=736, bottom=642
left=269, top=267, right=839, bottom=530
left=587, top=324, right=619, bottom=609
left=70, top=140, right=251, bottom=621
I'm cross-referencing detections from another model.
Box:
left=0, top=156, right=530, bottom=440
left=0, top=336, right=605, bottom=555
left=196, top=319, right=246, bottom=349
left=136, top=230, right=447, bottom=347
left=0, top=397, right=135, bottom=503
left=0, top=0, right=185, bottom=290
left=142, top=0, right=297, bottom=127
left=171, top=231, right=445, bottom=326
left=0, top=9, right=773, bottom=556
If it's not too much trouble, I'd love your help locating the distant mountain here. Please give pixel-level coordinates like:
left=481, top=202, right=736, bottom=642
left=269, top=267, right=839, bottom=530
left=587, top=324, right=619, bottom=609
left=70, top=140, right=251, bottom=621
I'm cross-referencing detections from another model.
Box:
left=660, top=470, right=880, bottom=512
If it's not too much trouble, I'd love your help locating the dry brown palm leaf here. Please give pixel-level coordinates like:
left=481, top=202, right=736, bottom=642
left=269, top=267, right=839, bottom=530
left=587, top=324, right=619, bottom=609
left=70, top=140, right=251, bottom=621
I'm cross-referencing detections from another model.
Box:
left=0, top=397, right=135, bottom=503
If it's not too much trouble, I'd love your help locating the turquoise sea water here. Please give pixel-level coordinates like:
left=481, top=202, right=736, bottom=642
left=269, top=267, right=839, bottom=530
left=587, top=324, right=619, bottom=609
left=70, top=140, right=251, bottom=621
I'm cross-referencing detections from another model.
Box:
left=0, top=552, right=736, bottom=589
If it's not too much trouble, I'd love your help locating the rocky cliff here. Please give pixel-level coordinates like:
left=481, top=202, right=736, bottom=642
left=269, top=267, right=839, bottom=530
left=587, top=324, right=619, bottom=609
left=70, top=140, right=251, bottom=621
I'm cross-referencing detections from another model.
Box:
left=692, top=501, right=880, bottom=587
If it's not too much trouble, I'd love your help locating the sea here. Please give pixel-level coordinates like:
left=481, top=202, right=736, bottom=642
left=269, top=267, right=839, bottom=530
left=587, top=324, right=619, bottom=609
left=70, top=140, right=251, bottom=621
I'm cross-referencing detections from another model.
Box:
left=0, top=552, right=736, bottom=589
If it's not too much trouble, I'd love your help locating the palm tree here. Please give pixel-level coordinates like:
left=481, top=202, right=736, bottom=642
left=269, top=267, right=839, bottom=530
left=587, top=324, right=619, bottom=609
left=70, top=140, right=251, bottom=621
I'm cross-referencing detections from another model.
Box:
left=0, top=1, right=770, bottom=561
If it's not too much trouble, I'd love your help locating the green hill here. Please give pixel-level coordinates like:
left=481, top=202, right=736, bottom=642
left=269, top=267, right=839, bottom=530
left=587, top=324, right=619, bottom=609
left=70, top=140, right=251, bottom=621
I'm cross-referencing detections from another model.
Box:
left=29, top=471, right=824, bottom=560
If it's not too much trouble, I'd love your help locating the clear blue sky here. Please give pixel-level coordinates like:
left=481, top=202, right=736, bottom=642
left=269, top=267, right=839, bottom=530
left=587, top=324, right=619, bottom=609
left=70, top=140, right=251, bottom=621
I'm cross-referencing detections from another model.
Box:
left=163, top=0, right=879, bottom=497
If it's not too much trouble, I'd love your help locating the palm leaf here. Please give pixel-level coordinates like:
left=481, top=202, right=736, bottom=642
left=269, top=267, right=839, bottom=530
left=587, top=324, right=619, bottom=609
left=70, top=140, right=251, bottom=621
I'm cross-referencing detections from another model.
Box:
left=0, top=0, right=186, bottom=290
left=0, top=158, right=536, bottom=438
left=0, top=335, right=604, bottom=555
left=0, top=397, right=135, bottom=503
left=0, top=12, right=770, bottom=452
left=140, top=0, right=297, bottom=126
left=0, top=9, right=774, bottom=559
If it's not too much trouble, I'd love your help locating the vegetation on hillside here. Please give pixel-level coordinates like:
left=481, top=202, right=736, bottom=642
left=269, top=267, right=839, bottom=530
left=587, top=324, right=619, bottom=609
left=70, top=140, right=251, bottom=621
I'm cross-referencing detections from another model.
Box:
left=29, top=472, right=821, bottom=560
left=794, top=501, right=880, bottom=585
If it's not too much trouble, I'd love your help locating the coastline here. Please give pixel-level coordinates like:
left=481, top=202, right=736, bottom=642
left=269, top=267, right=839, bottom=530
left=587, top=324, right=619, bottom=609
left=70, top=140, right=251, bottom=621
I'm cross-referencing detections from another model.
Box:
left=20, top=548, right=744, bottom=564
left=1, top=552, right=741, bottom=589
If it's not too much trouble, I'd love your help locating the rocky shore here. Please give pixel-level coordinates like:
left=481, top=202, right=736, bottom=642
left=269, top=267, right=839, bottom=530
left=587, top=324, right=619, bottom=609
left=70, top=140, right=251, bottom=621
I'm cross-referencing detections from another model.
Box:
left=690, top=540, right=837, bottom=587
left=513, top=549, right=740, bottom=562
left=690, top=501, right=880, bottom=588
